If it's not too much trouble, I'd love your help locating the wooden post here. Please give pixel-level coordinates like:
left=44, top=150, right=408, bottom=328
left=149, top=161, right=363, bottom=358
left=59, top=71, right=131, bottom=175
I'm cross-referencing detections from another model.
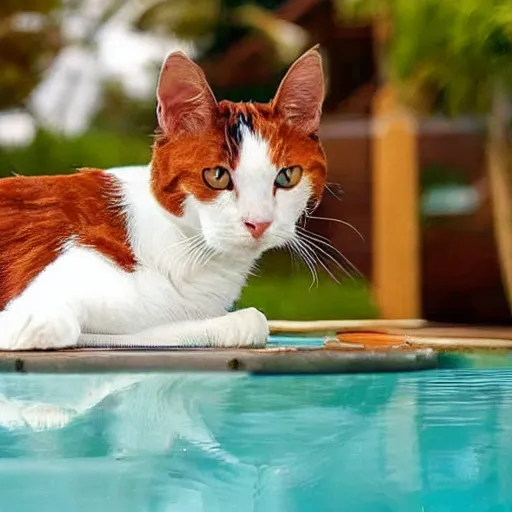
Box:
left=488, top=85, right=512, bottom=312
left=371, top=85, right=421, bottom=319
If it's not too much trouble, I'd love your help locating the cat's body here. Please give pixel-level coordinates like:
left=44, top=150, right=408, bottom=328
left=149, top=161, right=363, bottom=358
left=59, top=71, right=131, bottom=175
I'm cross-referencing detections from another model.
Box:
left=0, top=47, right=327, bottom=350
left=0, top=166, right=255, bottom=346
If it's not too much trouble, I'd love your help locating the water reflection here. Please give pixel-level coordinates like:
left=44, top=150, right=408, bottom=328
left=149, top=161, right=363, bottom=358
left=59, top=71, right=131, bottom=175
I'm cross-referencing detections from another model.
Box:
left=0, top=369, right=511, bottom=511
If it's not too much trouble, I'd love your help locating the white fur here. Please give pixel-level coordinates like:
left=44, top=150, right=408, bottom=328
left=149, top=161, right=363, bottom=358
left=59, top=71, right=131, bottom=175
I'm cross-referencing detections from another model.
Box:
left=195, top=126, right=311, bottom=254
left=0, top=129, right=311, bottom=350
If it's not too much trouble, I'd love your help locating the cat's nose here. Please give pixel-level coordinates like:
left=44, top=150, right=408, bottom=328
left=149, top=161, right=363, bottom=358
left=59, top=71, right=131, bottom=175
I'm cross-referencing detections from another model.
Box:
left=244, top=220, right=272, bottom=239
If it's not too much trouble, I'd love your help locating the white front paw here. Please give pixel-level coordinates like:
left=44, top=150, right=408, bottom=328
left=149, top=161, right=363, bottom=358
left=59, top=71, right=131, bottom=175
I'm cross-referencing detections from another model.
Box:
left=221, top=307, right=269, bottom=348
left=0, top=307, right=80, bottom=350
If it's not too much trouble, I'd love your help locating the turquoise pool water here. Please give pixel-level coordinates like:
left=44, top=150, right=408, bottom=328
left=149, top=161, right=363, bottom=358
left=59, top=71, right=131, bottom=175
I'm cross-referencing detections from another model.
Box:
left=1, top=359, right=512, bottom=511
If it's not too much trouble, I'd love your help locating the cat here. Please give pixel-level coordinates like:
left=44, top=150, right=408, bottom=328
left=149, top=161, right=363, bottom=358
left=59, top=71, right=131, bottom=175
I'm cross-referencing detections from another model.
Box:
left=0, top=45, right=327, bottom=350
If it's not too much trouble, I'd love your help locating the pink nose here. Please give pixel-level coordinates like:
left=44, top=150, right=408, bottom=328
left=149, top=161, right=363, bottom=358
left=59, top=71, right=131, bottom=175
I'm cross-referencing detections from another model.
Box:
left=244, top=220, right=271, bottom=239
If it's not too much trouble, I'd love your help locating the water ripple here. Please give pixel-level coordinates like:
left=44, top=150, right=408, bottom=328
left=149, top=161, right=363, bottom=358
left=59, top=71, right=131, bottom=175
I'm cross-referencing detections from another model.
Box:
left=0, top=370, right=511, bottom=510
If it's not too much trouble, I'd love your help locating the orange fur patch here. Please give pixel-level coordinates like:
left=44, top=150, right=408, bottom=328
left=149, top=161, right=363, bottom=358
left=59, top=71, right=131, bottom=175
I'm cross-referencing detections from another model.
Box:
left=151, top=100, right=327, bottom=216
left=0, top=169, right=135, bottom=309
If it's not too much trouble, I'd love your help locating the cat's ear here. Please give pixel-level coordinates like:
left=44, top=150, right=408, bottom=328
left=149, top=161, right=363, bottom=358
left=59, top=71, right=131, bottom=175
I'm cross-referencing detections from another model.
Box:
left=156, top=51, right=218, bottom=135
left=272, top=45, right=325, bottom=134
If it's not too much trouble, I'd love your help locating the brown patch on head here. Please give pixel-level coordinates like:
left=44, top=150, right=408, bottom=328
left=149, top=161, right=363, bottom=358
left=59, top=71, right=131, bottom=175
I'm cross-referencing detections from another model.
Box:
left=218, top=101, right=327, bottom=201
left=151, top=45, right=327, bottom=214
left=151, top=51, right=228, bottom=214
left=0, top=170, right=135, bottom=309
left=151, top=122, right=235, bottom=215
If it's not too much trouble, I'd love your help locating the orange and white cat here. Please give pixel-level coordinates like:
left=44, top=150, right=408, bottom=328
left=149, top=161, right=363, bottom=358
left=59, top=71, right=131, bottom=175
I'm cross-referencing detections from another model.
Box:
left=0, top=46, right=326, bottom=350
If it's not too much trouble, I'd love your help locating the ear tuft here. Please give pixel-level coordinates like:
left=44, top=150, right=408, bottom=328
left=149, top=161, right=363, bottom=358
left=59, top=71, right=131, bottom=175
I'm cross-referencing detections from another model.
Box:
left=156, top=52, right=218, bottom=135
left=272, top=45, right=325, bottom=134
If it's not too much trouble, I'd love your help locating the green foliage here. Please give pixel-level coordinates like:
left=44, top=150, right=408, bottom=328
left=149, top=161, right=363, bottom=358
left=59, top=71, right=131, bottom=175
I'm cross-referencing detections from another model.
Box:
left=133, top=0, right=289, bottom=59
left=212, top=74, right=283, bottom=102
left=0, top=0, right=61, bottom=109
left=421, top=163, right=470, bottom=191
left=0, top=0, right=57, bottom=16
left=204, top=0, right=288, bottom=58
left=238, top=251, right=378, bottom=320
left=134, top=0, right=221, bottom=41
left=92, top=80, right=158, bottom=137
left=337, top=0, right=512, bottom=115
left=0, top=129, right=150, bottom=178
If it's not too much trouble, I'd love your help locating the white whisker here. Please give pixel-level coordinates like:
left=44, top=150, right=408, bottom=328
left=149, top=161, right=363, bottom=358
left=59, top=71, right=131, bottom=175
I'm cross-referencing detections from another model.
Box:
left=305, top=214, right=365, bottom=242
left=289, top=239, right=319, bottom=289
left=297, top=227, right=362, bottom=279
left=295, top=237, right=340, bottom=284
left=299, top=234, right=354, bottom=281
left=324, top=183, right=344, bottom=202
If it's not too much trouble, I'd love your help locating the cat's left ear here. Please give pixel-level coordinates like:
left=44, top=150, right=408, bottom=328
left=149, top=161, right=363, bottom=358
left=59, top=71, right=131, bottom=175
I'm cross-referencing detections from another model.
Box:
left=272, top=45, right=325, bottom=135
left=156, top=51, right=218, bottom=135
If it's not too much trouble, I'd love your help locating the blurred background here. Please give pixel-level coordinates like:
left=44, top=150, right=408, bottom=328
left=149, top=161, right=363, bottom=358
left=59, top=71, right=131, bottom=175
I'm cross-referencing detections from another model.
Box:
left=0, top=0, right=511, bottom=324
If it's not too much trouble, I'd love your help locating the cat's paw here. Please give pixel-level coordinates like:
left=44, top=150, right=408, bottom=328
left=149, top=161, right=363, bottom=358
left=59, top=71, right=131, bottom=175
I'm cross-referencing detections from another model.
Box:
left=0, top=307, right=80, bottom=350
left=219, top=307, right=269, bottom=348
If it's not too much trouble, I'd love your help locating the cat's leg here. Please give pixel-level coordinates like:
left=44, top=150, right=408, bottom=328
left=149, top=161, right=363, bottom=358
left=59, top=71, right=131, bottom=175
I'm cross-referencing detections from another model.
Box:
left=0, top=245, right=135, bottom=350
left=0, top=306, right=269, bottom=350
left=0, top=305, right=269, bottom=350
left=0, top=243, right=267, bottom=349
left=79, top=308, right=269, bottom=348
left=0, top=300, right=81, bottom=350
left=0, top=248, right=95, bottom=350
left=139, top=307, right=269, bottom=347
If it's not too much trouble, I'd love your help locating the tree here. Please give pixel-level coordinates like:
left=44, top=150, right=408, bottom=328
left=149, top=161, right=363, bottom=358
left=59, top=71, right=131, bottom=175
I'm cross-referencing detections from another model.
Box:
left=336, top=0, right=512, bottom=312
left=0, top=0, right=61, bottom=110
left=0, top=0, right=133, bottom=114
left=133, top=0, right=308, bottom=65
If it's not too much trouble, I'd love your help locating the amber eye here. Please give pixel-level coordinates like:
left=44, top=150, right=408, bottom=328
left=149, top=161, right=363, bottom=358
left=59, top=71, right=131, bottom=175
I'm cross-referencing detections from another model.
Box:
left=274, top=166, right=302, bottom=189
left=202, top=166, right=233, bottom=190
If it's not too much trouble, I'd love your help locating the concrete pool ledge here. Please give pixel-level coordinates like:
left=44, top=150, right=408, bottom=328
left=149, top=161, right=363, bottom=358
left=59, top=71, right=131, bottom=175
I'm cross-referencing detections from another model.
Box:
left=0, top=321, right=507, bottom=375
left=0, top=347, right=438, bottom=375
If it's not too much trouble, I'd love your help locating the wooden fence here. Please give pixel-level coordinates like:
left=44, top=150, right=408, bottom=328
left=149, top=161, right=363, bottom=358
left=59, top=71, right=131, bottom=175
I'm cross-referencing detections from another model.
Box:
left=311, top=103, right=510, bottom=324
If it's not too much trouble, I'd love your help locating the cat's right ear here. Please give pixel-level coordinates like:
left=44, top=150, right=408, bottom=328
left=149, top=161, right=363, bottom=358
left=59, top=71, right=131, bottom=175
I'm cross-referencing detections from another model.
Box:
left=156, top=52, right=218, bottom=135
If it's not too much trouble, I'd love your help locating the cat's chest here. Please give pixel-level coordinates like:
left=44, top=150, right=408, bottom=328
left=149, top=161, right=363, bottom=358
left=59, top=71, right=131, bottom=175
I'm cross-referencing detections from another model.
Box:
left=3, top=243, right=246, bottom=335
left=138, top=262, right=244, bottom=314
left=81, top=255, right=248, bottom=334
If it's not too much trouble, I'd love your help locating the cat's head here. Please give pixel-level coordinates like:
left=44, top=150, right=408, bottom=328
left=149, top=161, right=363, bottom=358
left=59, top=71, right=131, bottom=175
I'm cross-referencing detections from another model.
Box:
left=151, top=46, right=326, bottom=256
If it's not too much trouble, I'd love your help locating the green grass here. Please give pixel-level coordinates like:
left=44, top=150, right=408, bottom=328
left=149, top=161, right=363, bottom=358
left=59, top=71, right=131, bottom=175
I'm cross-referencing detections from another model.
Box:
left=0, top=129, right=150, bottom=177
left=237, top=251, right=378, bottom=320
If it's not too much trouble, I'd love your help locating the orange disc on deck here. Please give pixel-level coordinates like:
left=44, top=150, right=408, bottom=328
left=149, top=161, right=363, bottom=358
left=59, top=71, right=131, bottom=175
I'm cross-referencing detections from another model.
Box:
left=326, top=332, right=410, bottom=351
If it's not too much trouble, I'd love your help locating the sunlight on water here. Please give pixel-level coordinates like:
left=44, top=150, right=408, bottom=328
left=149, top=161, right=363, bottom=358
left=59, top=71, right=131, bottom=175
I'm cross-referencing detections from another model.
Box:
left=0, top=368, right=511, bottom=511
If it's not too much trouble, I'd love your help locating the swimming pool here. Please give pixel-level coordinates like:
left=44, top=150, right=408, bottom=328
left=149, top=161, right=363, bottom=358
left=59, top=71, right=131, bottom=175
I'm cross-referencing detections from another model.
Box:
left=1, top=350, right=512, bottom=512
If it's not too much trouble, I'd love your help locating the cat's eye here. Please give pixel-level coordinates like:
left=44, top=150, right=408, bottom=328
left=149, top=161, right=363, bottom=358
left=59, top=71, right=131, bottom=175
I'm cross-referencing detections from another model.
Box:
left=202, top=166, right=233, bottom=190
left=274, top=166, right=302, bottom=189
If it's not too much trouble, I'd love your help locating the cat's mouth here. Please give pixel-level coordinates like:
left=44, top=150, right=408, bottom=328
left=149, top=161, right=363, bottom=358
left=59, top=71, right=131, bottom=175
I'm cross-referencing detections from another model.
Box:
left=235, top=236, right=267, bottom=251
left=219, top=234, right=274, bottom=255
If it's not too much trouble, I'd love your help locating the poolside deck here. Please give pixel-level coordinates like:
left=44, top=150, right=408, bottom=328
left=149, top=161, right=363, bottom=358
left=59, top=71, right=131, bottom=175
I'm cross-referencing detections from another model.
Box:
left=331, top=323, right=512, bottom=351
left=0, top=320, right=509, bottom=375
